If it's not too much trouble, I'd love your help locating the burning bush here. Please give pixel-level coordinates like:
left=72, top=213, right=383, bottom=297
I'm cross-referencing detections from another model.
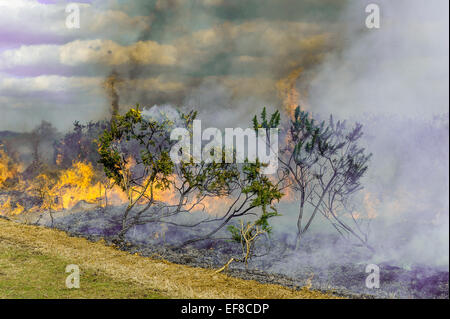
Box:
left=0, top=149, right=20, bottom=189
left=98, top=105, right=283, bottom=244
left=54, top=121, right=109, bottom=168
left=0, top=145, right=125, bottom=217
left=27, top=161, right=105, bottom=212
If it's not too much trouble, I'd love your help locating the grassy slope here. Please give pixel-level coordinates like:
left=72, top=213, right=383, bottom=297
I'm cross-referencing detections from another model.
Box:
left=0, top=218, right=340, bottom=299
left=0, top=238, right=164, bottom=299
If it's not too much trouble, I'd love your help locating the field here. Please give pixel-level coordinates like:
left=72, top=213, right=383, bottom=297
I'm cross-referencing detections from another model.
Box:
left=0, top=218, right=339, bottom=299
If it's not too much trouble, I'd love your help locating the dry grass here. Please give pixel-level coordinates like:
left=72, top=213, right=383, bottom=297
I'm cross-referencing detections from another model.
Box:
left=0, top=218, right=342, bottom=299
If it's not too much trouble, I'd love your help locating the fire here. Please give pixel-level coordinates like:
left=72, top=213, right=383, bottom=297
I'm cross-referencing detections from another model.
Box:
left=0, top=148, right=26, bottom=215
left=0, top=198, right=24, bottom=216
left=51, top=162, right=106, bottom=210
left=141, top=174, right=233, bottom=215
left=363, top=191, right=379, bottom=219
left=113, top=155, right=177, bottom=205
left=49, top=161, right=182, bottom=212
left=140, top=176, right=178, bottom=205
left=0, top=159, right=131, bottom=216
left=0, top=153, right=249, bottom=219
left=201, top=196, right=234, bottom=217
left=0, top=149, right=20, bottom=188
left=350, top=192, right=380, bottom=220
left=276, top=67, right=303, bottom=117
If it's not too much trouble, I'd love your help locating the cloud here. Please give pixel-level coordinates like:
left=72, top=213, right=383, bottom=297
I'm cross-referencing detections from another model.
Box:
left=0, top=39, right=177, bottom=70
left=0, top=72, right=189, bottom=131
left=0, top=75, right=101, bottom=95
left=0, top=45, right=60, bottom=69
left=60, top=40, right=177, bottom=66
left=0, top=0, right=151, bottom=46
left=0, top=0, right=348, bottom=133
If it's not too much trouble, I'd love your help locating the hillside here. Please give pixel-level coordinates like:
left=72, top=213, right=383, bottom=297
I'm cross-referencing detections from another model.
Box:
left=0, top=218, right=338, bottom=299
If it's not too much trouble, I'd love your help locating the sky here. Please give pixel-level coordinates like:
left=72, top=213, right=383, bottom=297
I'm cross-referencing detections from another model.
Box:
left=0, top=0, right=447, bottom=132
left=0, top=0, right=349, bottom=131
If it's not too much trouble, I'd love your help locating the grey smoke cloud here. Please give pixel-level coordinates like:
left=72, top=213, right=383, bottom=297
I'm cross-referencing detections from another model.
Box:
left=0, top=0, right=347, bottom=131
left=304, top=0, right=449, bottom=267
left=309, top=0, right=449, bottom=118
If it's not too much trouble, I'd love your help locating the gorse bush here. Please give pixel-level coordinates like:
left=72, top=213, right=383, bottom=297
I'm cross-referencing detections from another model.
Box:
left=254, top=106, right=372, bottom=249
left=98, top=105, right=284, bottom=245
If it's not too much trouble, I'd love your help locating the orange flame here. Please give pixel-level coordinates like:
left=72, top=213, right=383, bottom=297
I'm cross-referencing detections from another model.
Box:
left=276, top=67, right=303, bottom=117
left=0, top=155, right=252, bottom=219
left=0, top=149, right=21, bottom=188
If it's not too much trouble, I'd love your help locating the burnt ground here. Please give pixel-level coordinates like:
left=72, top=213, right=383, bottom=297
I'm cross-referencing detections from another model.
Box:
left=92, top=238, right=449, bottom=299
left=13, top=205, right=449, bottom=299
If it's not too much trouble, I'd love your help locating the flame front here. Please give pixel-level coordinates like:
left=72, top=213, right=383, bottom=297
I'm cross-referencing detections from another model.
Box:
left=276, top=67, right=304, bottom=117
left=0, top=150, right=231, bottom=218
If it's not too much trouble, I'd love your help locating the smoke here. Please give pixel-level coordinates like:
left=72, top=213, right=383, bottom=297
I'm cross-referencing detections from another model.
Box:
left=304, top=0, right=449, bottom=267
left=103, top=70, right=122, bottom=118
left=95, top=0, right=449, bottom=268
left=308, top=0, right=449, bottom=118
left=142, top=104, right=186, bottom=127
left=97, top=0, right=347, bottom=121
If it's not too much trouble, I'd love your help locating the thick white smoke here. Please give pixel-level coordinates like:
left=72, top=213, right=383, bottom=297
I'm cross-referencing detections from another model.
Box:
left=306, top=0, right=449, bottom=267
left=309, top=0, right=449, bottom=118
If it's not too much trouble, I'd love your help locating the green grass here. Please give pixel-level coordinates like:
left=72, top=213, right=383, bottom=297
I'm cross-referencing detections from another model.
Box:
left=0, top=239, right=165, bottom=299
left=0, top=218, right=340, bottom=299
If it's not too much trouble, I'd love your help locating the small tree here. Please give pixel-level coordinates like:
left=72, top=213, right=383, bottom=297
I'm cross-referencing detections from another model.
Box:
left=30, top=121, right=58, bottom=166
left=54, top=121, right=108, bottom=168
left=98, top=105, right=284, bottom=243
left=216, top=209, right=278, bottom=273
left=31, top=173, right=59, bottom=226
left=306, top=115, right=373, bottom=249
left=254, top=106, right=372, bottom=249
left=99, top=105, right=191, bottom=239
left=180, top=159, right=283, bottom=247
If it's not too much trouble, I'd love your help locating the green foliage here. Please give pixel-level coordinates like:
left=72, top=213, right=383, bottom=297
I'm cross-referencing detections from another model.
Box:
left=98, top=104, right=285, bottom=245
left=252, top=107, right=280, bottom=130
left=98, top=105, right=177, bottom=192
left=222, top=159, right=282, bottom=243
left=223, top=107, right=284, bottom=248
left=291, top=106, right=331, bottom=165
left=250, top=105, right=372, bottom=248
left=227, top=209, right=279, bottom=244
left=242, top=159, right=282, bottom=217
left=227, top=224, right=242, bottom=242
